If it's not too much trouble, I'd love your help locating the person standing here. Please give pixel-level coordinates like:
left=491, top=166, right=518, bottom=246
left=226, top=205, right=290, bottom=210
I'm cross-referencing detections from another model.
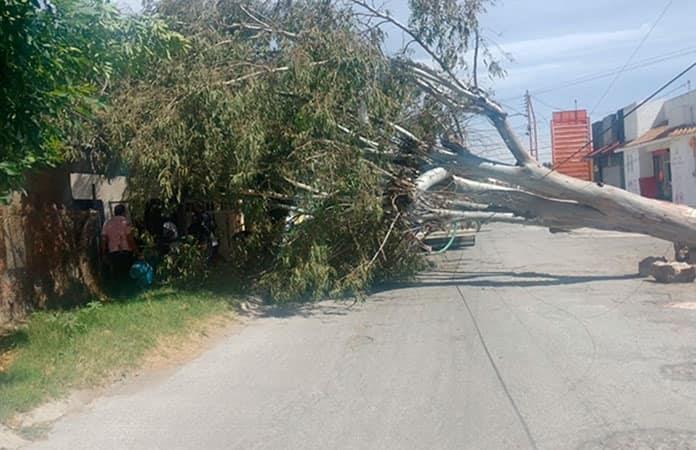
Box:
left=188, top=206, right=219, bottom=264
left=101, top=204, right=138, bottom=291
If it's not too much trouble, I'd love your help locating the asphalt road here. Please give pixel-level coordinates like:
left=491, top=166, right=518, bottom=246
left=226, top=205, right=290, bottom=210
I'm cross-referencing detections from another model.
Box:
left=29, top=225, right=696, bottom=449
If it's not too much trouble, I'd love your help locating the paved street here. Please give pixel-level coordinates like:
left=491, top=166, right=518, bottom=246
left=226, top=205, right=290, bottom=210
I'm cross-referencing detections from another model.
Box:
left=30, top=225, right=696, bottom=449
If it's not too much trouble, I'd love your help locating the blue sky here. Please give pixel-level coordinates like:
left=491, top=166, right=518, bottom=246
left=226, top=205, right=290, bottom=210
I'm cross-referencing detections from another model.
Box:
left=117, top=0, right=696, bottom=162
left=380, top=0, right=696, bottom=161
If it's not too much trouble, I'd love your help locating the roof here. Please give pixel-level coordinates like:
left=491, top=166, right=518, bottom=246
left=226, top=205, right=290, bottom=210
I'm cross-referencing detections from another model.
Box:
left=586, top=141, right=622, bottom=159
left=669, top=125, right=696, bottom=137
left=625, top=125, right=696, bottom=148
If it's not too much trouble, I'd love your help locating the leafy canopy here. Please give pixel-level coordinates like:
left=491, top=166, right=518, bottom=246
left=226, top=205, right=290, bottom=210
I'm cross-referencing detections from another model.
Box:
left=0, top=0, right=185, bottom=197
left=94, top=0, right=497, bottom=300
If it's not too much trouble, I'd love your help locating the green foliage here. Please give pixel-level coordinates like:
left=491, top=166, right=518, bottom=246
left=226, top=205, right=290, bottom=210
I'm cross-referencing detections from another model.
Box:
left=0, top=0, right=186, bottom=196
left=92, top=0, right=495, bottom=301
left=408, top=0, right=504, bottom=78
left=157, top=238, right=209, bottom=285
left=93, top=0, right=420, bottom=300
left=262, top=243, right=335, bottom=302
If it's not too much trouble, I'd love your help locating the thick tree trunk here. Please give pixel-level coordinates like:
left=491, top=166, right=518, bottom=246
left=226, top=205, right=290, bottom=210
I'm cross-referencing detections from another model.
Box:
left=397, top=58, right=696, bottom=247
left=440, top=140, right=696, bottom=247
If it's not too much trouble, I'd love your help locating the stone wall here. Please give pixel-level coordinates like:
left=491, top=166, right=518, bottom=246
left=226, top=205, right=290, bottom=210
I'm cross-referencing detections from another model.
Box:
left=0, top=202, right=101, bottom=325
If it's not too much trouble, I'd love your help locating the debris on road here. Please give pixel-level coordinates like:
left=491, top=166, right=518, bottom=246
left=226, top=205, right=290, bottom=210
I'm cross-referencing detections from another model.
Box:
left=650, top=262, right=696, bottom=284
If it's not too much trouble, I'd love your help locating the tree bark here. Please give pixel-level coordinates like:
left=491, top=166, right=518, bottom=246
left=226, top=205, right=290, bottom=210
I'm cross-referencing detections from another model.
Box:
left=439, top=139, right=696, bottom=246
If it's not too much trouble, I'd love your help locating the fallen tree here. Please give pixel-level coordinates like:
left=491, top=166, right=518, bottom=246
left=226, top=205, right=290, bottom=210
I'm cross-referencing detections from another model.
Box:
left=94, top=0, right=695, bottom=301
left=342, top=0, right=696, bottom=255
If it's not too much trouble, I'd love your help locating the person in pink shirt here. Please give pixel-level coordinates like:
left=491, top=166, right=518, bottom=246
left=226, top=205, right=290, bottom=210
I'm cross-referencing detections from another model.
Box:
left=101, top=204, right=138, bottom=290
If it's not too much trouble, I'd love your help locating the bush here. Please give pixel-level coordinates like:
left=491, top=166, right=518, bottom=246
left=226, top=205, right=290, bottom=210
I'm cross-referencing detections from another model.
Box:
left=157, top=237, right=209, bottom=286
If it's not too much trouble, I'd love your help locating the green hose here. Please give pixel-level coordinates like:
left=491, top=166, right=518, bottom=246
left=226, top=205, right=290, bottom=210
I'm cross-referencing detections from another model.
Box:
left=431, top=222, right=459, bottom=254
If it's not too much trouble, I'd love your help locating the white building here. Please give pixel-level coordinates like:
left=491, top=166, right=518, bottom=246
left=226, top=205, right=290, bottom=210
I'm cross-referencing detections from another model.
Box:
left=620, top=90, right=696, bottom=207
left=70, top=173, right=128, bottom=221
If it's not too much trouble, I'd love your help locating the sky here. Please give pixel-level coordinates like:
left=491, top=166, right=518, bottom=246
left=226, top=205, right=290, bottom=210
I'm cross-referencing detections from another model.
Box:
left=117, top=0, right=696, bottom=163
left=379, top=0, right=696, bottom=162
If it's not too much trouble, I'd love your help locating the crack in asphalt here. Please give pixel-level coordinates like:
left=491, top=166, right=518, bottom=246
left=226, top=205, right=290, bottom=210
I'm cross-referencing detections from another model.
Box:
left=444, top=250, right=539, bottom=450
left=454, top=284, right=540, bottom=450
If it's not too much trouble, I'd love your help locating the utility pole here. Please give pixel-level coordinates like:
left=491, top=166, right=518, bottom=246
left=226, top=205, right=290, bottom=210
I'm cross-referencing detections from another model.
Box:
left=524, top=90, right=539, bottom=161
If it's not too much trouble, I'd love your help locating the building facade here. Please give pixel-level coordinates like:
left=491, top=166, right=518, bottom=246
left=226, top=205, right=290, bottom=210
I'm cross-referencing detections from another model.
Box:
left=620, top=91, right=696, bottom=207
left=589, top=109, right=626, bottom=188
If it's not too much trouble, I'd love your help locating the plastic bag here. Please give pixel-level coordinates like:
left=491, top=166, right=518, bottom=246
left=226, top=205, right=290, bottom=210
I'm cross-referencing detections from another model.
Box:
left=129, top=260, right=154, bottom=289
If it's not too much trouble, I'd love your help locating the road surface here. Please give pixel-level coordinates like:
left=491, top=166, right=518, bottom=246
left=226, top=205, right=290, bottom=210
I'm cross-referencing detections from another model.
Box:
left=29, top=225, right=696, bottom=449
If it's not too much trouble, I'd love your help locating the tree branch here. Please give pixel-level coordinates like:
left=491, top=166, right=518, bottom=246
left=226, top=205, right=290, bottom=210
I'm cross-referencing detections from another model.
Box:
left=348, top=0, right=469, bottom=92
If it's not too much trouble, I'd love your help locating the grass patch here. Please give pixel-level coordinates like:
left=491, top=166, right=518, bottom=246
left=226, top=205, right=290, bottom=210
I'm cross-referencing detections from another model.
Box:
left=0, top=287, right=234, bottom=423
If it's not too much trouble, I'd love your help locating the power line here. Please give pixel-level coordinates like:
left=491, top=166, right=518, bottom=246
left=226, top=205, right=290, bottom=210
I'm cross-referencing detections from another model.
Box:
left=656, top=80, right=691, bottom=99
left=498, top=101, right=527, bottom=117
left=500, top=45, right=696, bottom=101
left=550, top=60, right=696, bottom=175
left=623, top=61, right=696, bottom=118
left=590, top=0, right=673, bottom=115
left=539, top=47, right=696, bottom=96
left=531, top=95, right=563, bottom=111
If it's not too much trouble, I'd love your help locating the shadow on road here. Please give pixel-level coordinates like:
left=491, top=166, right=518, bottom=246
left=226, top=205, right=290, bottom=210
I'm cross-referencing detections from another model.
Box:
left=407, top=271, right=642, bottom=288
left=234, top=271, right=644, bottom=319
left=236, top=299, right=363, bottom=319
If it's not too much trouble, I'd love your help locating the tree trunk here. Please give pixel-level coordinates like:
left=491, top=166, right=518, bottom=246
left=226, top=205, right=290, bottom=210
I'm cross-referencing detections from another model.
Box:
left=439, top=140, right=696, bottom=247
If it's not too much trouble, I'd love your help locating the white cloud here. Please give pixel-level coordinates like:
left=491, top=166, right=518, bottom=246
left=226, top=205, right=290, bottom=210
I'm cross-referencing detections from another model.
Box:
left=494, top=25, right=650, bottom=64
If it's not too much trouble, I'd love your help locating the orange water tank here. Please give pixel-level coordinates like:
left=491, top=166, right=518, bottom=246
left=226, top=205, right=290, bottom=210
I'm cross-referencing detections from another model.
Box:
left=550, top=110, right=592, bottom=181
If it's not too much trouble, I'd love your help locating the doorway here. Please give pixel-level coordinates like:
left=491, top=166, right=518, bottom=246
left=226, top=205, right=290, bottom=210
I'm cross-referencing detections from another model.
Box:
left=652, top=149, right=672, bottom=201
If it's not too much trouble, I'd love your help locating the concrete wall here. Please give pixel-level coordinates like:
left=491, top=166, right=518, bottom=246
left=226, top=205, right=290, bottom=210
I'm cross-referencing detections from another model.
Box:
left=671, top=136, right=696, bottom=207
left=70, top=173, right=128, bottom=220
left=624, top=147, right=655, bottom=195
left=663, top=90, right=696, bottom=127
left=602, top=165, right=623, bottom=188
left=623, top=100, right=665, bottom=142
left=0, top=201, right=101, bottom=325
left=622, top=91, right=696, bottom=202
left=624, top=149, right=640, bottom=195
left=624, top=136, right=696, bottom=206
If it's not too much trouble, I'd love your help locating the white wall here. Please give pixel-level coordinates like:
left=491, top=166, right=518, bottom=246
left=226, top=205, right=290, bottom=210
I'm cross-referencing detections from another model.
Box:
left=622, top=100, right=665, bottom=142
left=624, top=149, right=641, bottom=195
left=670, top=136, right=696, bottom=207
left=622, top=91, right=696, bottom=203
left=664, top=90, right=696, bottom=127
left=624, top=147, right=656, bottom=195
left=70, top=173, right=128, bottom=220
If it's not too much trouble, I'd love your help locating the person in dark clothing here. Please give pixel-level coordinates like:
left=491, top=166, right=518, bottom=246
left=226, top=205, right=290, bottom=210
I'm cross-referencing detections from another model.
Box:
left=144, top=199, right=165, bottom=238
left=188, top=208, right=219, bottom=264
left=145, top=199, right=179, bottom=257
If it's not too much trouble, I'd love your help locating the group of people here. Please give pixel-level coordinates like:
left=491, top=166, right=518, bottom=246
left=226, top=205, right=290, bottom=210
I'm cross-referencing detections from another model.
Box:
left=100, top=203, right=219, bottom=293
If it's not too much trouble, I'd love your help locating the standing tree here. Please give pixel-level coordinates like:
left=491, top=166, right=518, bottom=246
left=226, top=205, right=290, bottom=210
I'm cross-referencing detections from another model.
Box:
left=0, top=0, right=185, bottom=198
